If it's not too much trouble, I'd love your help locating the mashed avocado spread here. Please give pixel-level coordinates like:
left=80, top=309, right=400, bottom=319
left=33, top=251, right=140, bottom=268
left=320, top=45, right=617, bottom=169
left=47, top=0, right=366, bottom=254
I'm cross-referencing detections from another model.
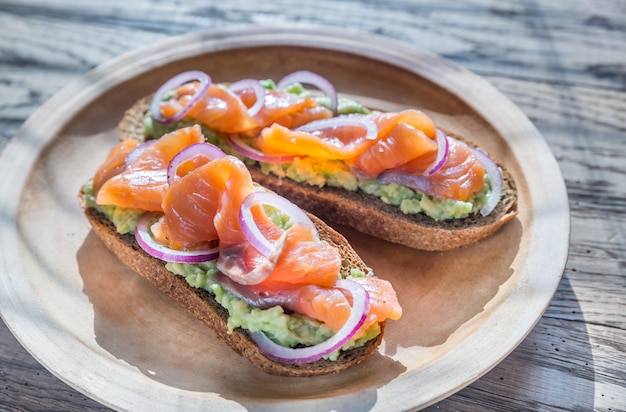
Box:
left=83, top=182, right=379, bottom=360
left=144, top=81, right=491, bottom=222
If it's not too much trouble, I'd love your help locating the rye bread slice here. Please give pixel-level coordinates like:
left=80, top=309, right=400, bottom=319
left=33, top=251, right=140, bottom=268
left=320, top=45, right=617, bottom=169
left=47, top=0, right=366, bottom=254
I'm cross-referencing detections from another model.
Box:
left=81, top=198, right=384, bottom=377
left=119, top=96, right=517, bottom=250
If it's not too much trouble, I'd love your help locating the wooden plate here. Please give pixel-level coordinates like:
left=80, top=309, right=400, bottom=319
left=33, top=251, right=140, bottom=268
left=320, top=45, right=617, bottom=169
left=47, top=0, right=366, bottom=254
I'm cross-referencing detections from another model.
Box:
left=0, top=26, right=569, bottom=411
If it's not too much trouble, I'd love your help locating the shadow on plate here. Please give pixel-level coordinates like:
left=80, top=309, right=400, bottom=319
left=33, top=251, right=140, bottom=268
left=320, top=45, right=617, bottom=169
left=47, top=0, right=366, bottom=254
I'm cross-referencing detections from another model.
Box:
left=334, top=216, right=522, bottom=355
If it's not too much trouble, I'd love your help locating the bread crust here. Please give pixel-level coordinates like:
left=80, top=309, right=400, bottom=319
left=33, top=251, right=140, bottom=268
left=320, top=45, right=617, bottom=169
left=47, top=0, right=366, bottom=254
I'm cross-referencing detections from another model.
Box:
left=82, top=201, right=384, bottom=377
left=119, top=96, right=517, bottom=250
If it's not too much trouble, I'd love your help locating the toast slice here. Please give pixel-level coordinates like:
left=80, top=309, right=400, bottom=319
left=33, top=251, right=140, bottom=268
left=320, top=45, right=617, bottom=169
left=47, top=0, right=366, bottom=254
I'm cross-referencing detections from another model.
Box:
left=119, top=96, right=517, bottom=251
left=81, top=192, right=385, bottom=377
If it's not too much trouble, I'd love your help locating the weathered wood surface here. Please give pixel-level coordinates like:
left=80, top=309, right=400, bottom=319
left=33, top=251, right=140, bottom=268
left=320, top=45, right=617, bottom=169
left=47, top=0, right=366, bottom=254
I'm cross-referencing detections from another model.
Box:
left=0, top=0, right=624, bottom=410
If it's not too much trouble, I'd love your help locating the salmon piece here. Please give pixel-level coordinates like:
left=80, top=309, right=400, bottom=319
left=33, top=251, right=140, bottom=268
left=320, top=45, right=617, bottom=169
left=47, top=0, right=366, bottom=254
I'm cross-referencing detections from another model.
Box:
left=255, top=109, right=437, bottom=162
left=261, top=223, right=341, bottom=288
left=236, top=88, right=332, bottom=132
left=347, top=118, right=437, bottom=178
left=351, top=276, right=403, bottom=336
left=247, top=275, right=401, bottom=337
left=218, top=219, right=341, bottom=287
left=153, top=155, right=258, bottom=250
left=95, top=125, right=204, bottom=211
left=276, top=103, right=332, bottom=130
left=346, top=110, right=437, bottom=178
left=290, top=285, right=352, bottom=331
left=92, top=139, right=139, bottom=195
left=159, top=83, right=331, bottom=135
left=374, top=109, right=437, bottom=140
left=212, top=158, right=259, bottom=249
left=283, top=276, right=402, bottom=337
left=398, top=138, right=485, bottom=201
left=294, top=276, right=402, bottom=338
left=185, top=85, right=257, bottom=133
left=357, top=111, right=484, bottom=201
left=256, top=122, right=378, bottom=160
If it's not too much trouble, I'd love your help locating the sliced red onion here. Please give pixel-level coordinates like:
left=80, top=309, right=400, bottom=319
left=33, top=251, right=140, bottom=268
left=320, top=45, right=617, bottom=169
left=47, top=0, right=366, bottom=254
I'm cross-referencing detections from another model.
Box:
left=277, top=70, right=338, bottom=114
left=295, top=115, right=378, bottom=142
left=150, top=70, right=211, bottom=124
left=228, top=79, right=266, bottom=117
left=227, top=134, right=296, bottom=163
left=251, top=279, right=370, bottom=364
left=378, top=171, right=433, bottom=197
left=135, top=213, right=219, bottom=263
left=423, top=129, right=449, bottom=176
left=167, top=142, right=226, bottom=186
left=239, top=191, right=319, bottom=256
left=124, top=139, right=156, bottom=169
left=469, top=147, right=503, bottom=217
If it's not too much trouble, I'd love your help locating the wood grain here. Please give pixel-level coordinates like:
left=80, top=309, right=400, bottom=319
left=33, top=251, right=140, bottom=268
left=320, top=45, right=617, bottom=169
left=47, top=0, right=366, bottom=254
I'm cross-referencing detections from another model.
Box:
left=0, top=0, right=624, bottom=411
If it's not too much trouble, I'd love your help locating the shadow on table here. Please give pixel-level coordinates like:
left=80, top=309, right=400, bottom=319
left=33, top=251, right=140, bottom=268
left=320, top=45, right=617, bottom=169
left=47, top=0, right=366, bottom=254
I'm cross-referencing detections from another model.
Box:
left=424, top=273, right=596, bottom=410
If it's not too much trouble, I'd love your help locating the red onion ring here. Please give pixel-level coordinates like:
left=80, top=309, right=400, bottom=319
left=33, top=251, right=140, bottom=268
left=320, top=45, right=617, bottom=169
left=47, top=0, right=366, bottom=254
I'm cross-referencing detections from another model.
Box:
left=239, top=191, right=319, bottom=256
left=124, top=139, right=156, bottom=169
left=377, top=170, right=433, bottom=197
left=167, top=142, right=226, bottom=186
left=226, top=134, right=296, bottom=163
left=135, top=213, right=219, bottom=263
left=228, top=79, right=266, bottom=117
left=150, top=70, right=211, bottom=124
left=295, top=115, right=378, bottom=142
left=468, top=147, right=503, bottom=216
left=423, top=129, right=449, bottom=176
left=250, top=279, right=370, bottom=364
left=277, top=70, right=338, bottom=115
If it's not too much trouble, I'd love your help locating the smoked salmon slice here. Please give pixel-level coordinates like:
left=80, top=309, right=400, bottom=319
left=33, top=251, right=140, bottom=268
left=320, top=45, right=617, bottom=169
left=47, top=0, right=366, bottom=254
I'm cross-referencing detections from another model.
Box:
left=278, top=276, right=402, bottom=339
left=255, top=109, right=437, bottom=163
left=397, top=137, right=486, bottom=201
left=95, top=125, right=204, bottom=211
left=235, top=87, right=333, bottom=131
left=158, top=82, right=332, bottom=135
left=92, top=139, right=139, bottom=195
left=346, top=110, right=439, bottom=178
left=223, top=274, right=402, bottom=339
left=256, top=122, right=377, bottom=160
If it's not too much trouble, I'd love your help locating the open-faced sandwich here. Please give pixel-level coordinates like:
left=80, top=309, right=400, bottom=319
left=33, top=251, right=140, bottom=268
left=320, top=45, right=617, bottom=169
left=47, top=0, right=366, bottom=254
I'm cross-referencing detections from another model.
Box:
left=119, top=70, right=518, bottom=251
left=80, top=124, right=402, bottom=376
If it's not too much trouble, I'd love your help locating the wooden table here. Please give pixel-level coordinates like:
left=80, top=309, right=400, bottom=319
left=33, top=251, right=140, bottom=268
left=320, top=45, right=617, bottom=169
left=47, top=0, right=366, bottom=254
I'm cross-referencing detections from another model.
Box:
left=1, top=1, right=624, bottom=410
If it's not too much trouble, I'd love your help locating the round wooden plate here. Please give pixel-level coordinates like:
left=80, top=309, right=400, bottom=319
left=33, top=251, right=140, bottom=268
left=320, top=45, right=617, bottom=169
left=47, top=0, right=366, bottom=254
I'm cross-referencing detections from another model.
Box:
left=0, top=26, right=569, bottom=411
